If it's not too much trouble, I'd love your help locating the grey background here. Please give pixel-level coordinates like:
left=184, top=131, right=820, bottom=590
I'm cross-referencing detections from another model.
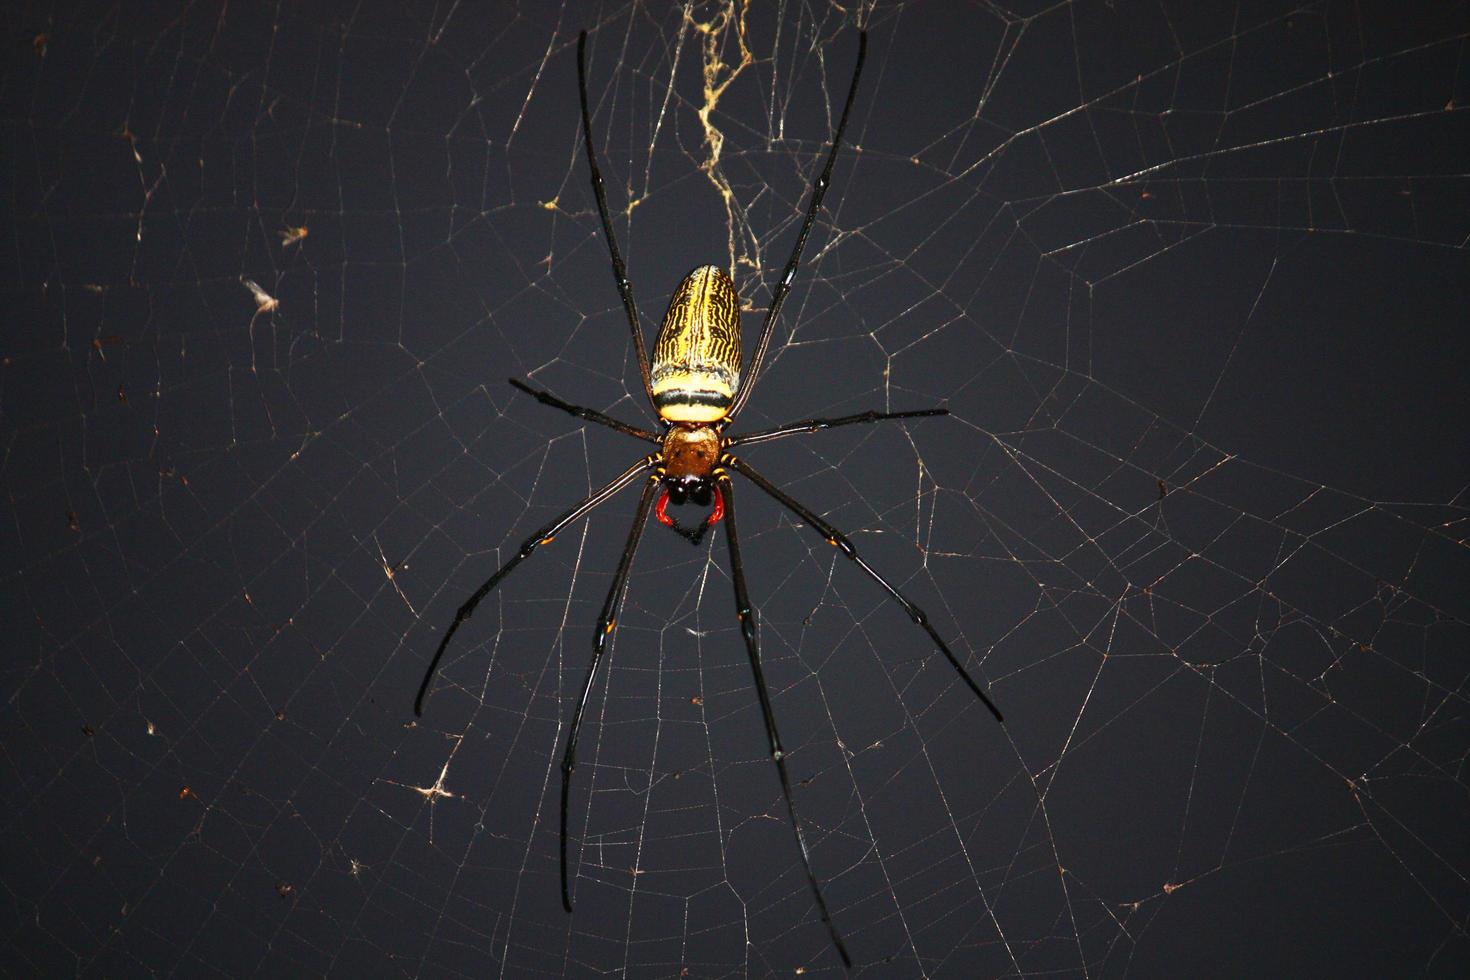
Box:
left=4, top=1, right=1467, bottom=976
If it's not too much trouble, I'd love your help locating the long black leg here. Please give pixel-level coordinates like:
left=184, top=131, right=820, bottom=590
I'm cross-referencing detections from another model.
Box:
left=729, top=407, right=947, bottom=449
left=577, top=31, right=656, bottom=409
left=560, top=472, right=660, bottom=912
left=716, top=473, right=854, bottom=967
left=726, top=31, right=867, bottom=421
left=725, top=455, right=1003, bottom=723
left=509, top=378, right=661, bottom=443
left=415, top=456, right=658, bottom=716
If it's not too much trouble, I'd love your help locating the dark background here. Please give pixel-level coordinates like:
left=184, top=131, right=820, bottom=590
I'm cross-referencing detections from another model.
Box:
left=4, top=1, right=1468, bottom=976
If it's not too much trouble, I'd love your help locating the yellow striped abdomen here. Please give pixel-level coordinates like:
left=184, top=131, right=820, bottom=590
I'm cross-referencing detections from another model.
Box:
left=651, top=265, right=742, bottom=423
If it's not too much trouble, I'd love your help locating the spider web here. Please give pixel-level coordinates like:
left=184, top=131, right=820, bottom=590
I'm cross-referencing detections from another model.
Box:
left=4, top=1, right=1468, bottom=976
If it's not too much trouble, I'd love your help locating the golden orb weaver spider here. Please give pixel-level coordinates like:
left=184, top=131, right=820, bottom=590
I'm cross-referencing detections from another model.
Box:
left=415, top=29, right=1003, bottom=968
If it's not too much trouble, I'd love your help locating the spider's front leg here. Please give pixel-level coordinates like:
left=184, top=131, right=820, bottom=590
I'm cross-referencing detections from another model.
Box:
left=724, top=454, right=1003, bottom=723
left=559, top=472, right=661, bottom=912
left=415, top=456, right=658, bottom=716
left=714, top=471, right=854, bottom=967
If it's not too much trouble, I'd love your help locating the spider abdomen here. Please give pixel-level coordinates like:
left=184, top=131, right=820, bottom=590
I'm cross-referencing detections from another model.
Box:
left=651, top=265, right=741, bottom=422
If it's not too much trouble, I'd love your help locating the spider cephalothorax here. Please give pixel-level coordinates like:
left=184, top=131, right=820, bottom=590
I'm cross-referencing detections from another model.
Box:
left=655, top=395, right=725, bottom=540
left=659, top=422, right=720, bottom=481
left=414, top=29, right=1002, bottom=969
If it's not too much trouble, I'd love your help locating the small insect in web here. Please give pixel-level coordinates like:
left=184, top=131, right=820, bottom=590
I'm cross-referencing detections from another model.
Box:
left=415, top=29, right=1003, bottom=968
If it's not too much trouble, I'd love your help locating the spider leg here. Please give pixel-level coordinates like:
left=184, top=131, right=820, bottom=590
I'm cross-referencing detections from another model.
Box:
left=508, top=378, right=661, bottom=443
left=729, top=407, right=947, bottom=449
left=725, top=454, right=1003, bottom=723
left=560, top=472, right=661, bottom=912
left=715, top=473, right=854, bottom=967
left=577, top=31, right=656, bottom=409
left=415, top=456, right=658, bottom=716
left=726, top=31, right=867, bottom=421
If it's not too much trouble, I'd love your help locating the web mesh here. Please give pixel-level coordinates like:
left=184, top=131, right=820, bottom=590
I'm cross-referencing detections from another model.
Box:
left=4, top=1, right=1467, bottom=975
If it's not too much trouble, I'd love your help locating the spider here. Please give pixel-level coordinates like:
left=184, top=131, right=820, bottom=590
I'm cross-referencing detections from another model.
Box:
left=415, top=29, right=1003, bottom=967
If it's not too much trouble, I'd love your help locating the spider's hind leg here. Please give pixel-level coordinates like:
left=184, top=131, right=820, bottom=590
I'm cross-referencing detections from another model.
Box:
left=577, top=30, right=656, bottom=407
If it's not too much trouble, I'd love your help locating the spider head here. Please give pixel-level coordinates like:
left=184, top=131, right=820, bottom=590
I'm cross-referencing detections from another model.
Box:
left=656, top=423, right=725, bottom=544
left=656, top=475, right=724, bottom=545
